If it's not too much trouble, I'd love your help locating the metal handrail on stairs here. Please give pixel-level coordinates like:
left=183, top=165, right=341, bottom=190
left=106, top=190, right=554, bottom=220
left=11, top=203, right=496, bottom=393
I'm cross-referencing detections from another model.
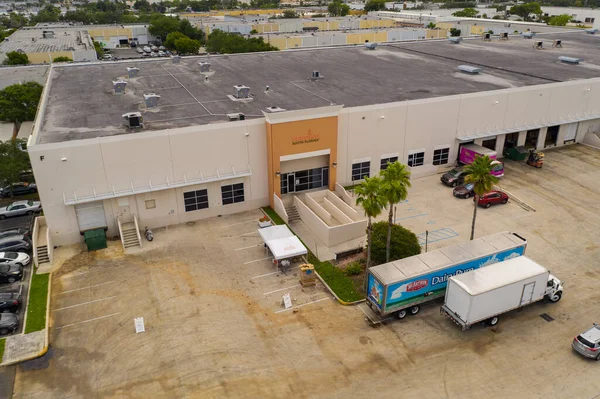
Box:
left=117, top=217, right=125, bottom=249
left=133, top=213, right=143, bottom=249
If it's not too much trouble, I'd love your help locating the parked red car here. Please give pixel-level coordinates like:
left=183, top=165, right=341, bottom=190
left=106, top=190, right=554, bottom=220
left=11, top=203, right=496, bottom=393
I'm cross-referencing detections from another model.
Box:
left=475, top=191, right=509, bottom=208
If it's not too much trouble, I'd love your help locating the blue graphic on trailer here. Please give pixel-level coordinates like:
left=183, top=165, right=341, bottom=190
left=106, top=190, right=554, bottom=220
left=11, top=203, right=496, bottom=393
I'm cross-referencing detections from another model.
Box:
left=368, top=274, right=384, bottom=309
left=384, top=247, right=525, bottom=310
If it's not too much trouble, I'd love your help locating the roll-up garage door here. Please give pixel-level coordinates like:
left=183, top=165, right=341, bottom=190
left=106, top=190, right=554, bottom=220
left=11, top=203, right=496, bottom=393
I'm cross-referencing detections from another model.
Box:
left=75, top=202, right=107, bottom=232
left=563, top=122, right=578, bottom=143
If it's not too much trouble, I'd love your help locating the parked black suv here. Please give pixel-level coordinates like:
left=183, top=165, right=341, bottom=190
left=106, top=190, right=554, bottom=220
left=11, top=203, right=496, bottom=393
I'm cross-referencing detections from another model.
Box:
left=0, top=264, right=23, bottom=284
left=441, top=168, right=468, bottom=187
left=0, top=235, right=31, bottom=253
left=0, top=182, right=37, bottom=198
left=0, top=292, right=21, bottom=313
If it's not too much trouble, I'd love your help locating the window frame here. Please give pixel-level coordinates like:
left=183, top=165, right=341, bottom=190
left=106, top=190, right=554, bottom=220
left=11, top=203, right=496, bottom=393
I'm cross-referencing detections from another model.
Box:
left=432, top=147, right=450, bottom=166
left=380, top=155, right=399, bottom=171
left=221, top=183, right=245, bottom=205
left=407, top=150, right=425, bottom=168
left=351, top=160, right=371, bottom=181
left=183, top=189, right=209, bottom=212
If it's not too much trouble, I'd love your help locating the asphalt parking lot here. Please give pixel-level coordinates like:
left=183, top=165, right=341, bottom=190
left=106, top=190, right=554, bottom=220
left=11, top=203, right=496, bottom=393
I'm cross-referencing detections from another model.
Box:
left=10, top=144, right=600, bottom=398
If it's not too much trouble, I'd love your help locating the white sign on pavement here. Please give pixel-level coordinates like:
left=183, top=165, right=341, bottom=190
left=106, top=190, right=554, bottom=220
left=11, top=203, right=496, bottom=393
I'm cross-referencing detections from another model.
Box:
left=282, top=293, right=292, bottom=309
left=134, top=317, right=145, bottom=333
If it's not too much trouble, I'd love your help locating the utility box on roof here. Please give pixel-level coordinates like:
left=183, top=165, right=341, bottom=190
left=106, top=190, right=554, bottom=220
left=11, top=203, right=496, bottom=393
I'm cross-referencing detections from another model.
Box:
left=84, top=228, right=107, bottom=251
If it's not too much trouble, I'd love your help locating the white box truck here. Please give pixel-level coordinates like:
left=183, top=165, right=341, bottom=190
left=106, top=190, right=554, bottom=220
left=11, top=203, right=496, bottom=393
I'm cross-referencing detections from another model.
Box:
left=441, top=256, right=563, bottom=330
left=365, top=231, right=527, bottom=322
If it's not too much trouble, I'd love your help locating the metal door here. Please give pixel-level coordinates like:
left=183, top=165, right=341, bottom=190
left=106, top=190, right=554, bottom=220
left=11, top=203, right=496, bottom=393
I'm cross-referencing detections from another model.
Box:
left=75, top=202, right=107, bottom=232
left=117, top=198, right=131, bottom=222
left=287, top=173, right=295, bottom=193
left=520, top=282, right=536, bottom=306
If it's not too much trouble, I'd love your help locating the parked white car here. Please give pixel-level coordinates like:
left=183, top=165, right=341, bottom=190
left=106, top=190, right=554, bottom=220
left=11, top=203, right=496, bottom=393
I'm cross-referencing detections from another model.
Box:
left=0, top=200, right=42, bottom=220
left=0, top=252, right=30, bottom=267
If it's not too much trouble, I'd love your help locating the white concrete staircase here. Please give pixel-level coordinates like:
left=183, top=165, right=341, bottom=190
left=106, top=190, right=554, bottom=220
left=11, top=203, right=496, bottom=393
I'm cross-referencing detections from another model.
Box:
left=285, top=204, right=301, bottom=223
left=36, top=245, right=49, bottom=264
left=121, top=222, right=141, bottom=249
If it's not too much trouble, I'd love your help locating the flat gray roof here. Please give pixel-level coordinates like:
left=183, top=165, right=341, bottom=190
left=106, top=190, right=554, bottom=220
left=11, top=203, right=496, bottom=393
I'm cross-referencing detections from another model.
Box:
left=0, top=65, right=49, bottom=90
left=38, top=30, right=600, bottom=144
left=0, top=27, right=94, bottom=55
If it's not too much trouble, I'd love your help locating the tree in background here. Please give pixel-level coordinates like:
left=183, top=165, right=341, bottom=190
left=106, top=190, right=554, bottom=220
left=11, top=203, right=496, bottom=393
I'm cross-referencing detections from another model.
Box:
left=164, top=31, right=187, bottom=50
left=450, top=28, right=462, bottom=36
left=93, top=41, right=104, bottom=58
left=52, top=56, right=72, bottom=62
left=31, top=5, right=61, bottom=23
left=426, top=22, right=437, bottom=29
left=0, top=139, right=32, bottom=195
left=2, top=51, right=29, bottom=66
left=509, top=2, right=542, bottom=22
left=282, top=10, right=300, bottom=18
left=370, top=222, right=421, bottom=265
left=205, top=30, right=278, bottom=53
left=548, top=14, right=572, bottom=26
left=364, top=0, right=386, bottom=12
left=328, top=0, right=350, bottom=16
left=355, top=176, right=387, bottom=270
left=174, top=36, right=201, bottom=54
left=133, top=0, right=152, bottom=13
left=380, top=162, right=411, bottom=263
left=149, top=14, right=181, bottom=41
left=452, top=7, right=479, bottom=17
left=464, top=155, right=498, bottom=240
left=179, top=19, right=205, bottom=43
left=0, top=82, right=43, bottom=134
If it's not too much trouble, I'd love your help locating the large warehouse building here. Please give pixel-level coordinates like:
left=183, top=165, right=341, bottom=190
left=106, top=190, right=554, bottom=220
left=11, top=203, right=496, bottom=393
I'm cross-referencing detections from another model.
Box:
left=27, top=30, right=600, bottom=258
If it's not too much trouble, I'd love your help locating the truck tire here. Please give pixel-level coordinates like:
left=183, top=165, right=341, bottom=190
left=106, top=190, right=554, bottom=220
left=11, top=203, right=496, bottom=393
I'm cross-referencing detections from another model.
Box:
left=486, top=316, right=499, bottom=327
left=396, top=309, right=408, bottom=320
left=408, top=305, right=420, bottom=316
left=547, top=291, right=562, bottom=303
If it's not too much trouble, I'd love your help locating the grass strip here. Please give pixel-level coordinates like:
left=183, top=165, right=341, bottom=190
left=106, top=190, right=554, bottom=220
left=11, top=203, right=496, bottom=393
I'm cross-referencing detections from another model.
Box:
left=24, top=272, right=49, bottom=334
left=0, top=338, right=5, bottom=362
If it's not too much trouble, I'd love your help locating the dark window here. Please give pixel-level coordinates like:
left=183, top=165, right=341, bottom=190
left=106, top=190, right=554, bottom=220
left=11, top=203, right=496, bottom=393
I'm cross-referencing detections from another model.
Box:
left=351, top=161, right=370, bottom=181
left=183, top=189, right=209, bottom=212
left=482, top=138, right=496, bottom=151
left=408, top=152, right=425, bottom=167
left=545, top=125, right=559, bottom=147
left=380, top=156, right=398, bottom=170
left=433, top=148, right=450, bottom=165
left=221, top=183, right=244, bottom=205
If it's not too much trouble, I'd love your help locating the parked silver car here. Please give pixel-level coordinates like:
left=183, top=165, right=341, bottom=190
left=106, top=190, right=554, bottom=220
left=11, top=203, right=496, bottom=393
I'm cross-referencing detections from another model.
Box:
left=572, top=323, right=600, bottom=360
left=0, top=200, right=42, bottom=220
left=0, top=252, right=30, bottom=267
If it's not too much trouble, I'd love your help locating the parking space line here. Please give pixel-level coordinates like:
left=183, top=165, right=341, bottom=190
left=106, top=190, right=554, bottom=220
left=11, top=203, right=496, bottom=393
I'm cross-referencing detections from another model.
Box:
left=263, top=284, right=301, bottom=296
left=56, top=312, right=121, bottom=329
left=251, top=267, right=299, bottom=280
left=58, top=281, right=115, bottom=294
left=235, top=243, right=262, bottom=251
left=221, top=219, right=258, bottom=228
left=244, top=257, right=269, bottom=265
left=274, top=297, right=330, bottom=314
left=395, top=213, right=427, bottom=222
left=53, top=296, right=116, bottom=312
left=228, top=232, right=259, bottom=239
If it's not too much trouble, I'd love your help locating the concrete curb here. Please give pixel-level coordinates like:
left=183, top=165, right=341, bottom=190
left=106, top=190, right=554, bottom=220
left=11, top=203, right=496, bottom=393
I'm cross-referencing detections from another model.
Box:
left=0, top=272, right=52, bottom=367
left=313, top=270, right=366, bottom=306
left=493, top=185, right=536, bottom=212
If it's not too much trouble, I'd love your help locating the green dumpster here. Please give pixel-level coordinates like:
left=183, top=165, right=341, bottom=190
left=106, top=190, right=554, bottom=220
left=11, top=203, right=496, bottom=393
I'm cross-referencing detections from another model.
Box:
left=84, top=228, right=107, bottom=251
left=503, top=145, right=528, bottom=161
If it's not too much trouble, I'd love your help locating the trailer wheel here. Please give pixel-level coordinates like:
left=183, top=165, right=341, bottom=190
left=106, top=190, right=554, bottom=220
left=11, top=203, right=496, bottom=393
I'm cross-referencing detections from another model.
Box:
left=396, top=310, right=408, bottom=320
left=486, top=316, right=499, bottom=327
left=547, top=291, right=562, bottom=303
left=408, top=305, right=420, bottom=316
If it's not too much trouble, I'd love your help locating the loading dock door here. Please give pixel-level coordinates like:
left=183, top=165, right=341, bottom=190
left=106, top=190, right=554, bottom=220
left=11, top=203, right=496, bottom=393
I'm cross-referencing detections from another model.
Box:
left=563, top=123, right=578, bottom=143
left=75, top=202, right=107, bottom=232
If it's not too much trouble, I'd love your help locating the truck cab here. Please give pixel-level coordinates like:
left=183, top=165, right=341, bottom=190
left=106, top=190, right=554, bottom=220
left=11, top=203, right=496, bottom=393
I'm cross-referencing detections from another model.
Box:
left=545, top=275, right=563, bottom=302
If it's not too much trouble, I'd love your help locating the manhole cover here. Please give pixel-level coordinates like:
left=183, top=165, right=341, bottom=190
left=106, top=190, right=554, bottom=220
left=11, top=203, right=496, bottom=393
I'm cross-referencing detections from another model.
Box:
left=540, top=313, right=554, bottom=322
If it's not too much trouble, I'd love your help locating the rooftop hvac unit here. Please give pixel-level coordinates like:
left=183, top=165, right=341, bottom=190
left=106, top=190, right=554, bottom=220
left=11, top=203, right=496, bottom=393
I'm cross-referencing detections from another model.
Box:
left=533, top=41, right=543, bottom=50
left=42, top=31, right=54, bottom=39
left=552, top=39, right=562, bottom=48
left=265, top=106, right=286, bottom=113
left=458, top=65, right=482, bottom=74
left=198, top=61, right=211, bottom=72
left=500, top=32, right=509, bottom=40
left=122, top=112, right=143, bottom=129
left=448, top=37, right=462, bottom=44
left=112, top=80, right=127, bottom=95
left=233, top=85, right=250, bottom=99
left=364, top=42, right=378, bottom=50
left=171, top=55, right=181, bottom=64
left=227, top=113, right=245, bottom=121
left=558, top=56, right=580, bottom=64
left=483, top=33, right=491, bottom=42
left=127, top=67, right=139, bottom=78
left=521, top=31, right=535, bottom=39
left=143, top=93, right=161, bottom=108
left=311, top=70, right=322, bottom=80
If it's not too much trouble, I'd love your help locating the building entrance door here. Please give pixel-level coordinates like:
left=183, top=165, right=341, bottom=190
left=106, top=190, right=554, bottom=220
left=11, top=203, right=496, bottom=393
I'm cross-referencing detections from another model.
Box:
left=287, top=173, right=296, bottom=194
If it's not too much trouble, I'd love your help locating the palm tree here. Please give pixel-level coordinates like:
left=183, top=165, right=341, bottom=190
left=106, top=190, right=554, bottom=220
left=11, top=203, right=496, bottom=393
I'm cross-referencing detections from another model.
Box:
left=355, top=176, right=386, bottom=271
left=464, top=155, right=499, bottom=241
left=380, top=162, right=411, bottom=263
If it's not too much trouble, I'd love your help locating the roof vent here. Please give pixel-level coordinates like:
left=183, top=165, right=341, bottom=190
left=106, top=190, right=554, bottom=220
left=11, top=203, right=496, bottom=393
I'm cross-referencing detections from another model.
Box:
left=198, top=61, right=211, bottom=72
left=458, top=65, right=481, bottom=74
left=144, top=93, right=161, bottom=108
left=127, top=67, right=139, bottom=78
left=585, top=28, right=597, bottom=34
left=227, top=113, right=245, bottom=121
left=265, top=106, right=286, bottom=113
left=122, top=112, right=143, bottom=129
left=233, top=85, right=250, bottom=99
left=42, top=30, right=54, bottom=39
left=533, top=41, right=543, bottom=50
left=172, top=55, right=181, bottom=64
left=552, top=39, right=562, bottom=48
left=448, top=37, right=462, bottom=44
left=310, top=70, right=323, bottom=80
left=558, top=56, right=580, bottom=64
left=500, top=32, right=508, bottom=40
left=364, top=42, right=378, bottom=50
left=113, top=80, right=127, bottom=95
left=521, top=32, right=535, bottom=39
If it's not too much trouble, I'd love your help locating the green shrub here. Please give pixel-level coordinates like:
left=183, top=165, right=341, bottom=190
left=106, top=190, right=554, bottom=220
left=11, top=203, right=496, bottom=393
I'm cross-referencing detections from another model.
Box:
left=370, top=221, right=421, bottom=265
left=52, top=56, right=71, bottom=62
left=344, top=261, right=363, bottom=276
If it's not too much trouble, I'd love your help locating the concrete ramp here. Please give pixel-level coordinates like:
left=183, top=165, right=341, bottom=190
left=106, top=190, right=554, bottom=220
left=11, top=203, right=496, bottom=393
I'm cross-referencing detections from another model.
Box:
left=583, top=132, right=600, bottom=149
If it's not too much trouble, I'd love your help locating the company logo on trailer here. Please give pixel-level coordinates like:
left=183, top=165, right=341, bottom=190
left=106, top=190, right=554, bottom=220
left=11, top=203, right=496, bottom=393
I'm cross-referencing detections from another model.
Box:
left=407, top=279, right=428, bottom=292
left=292, top=129, right=320, bottom=145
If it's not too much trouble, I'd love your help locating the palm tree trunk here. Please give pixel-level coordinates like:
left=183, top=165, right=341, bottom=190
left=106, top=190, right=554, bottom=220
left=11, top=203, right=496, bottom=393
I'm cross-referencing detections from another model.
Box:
left=470, top=195, right=478, bottom=240
left=386, top=204, right=393, bottom=263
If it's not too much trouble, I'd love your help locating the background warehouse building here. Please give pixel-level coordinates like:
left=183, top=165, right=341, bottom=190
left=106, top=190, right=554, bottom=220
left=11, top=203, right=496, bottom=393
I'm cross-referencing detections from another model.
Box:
left=27, top=30, right=600, bottom=259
